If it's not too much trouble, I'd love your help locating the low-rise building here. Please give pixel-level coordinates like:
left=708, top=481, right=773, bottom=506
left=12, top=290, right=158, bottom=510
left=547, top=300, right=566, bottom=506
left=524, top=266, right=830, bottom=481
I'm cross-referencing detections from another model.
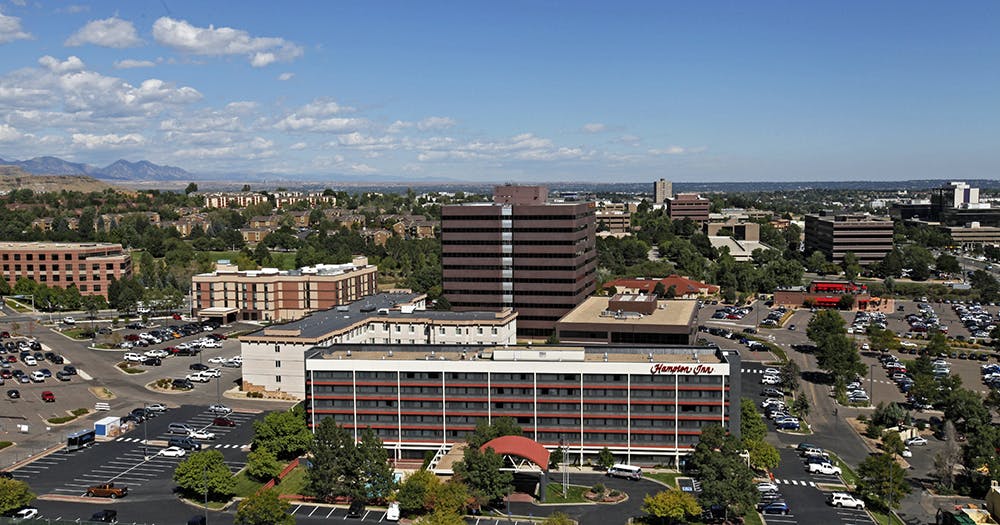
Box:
left=555, top=294, right=697, bottom=345
left=604, top=276, right=719, bottom=298
left=666, top=193, right=710, bottom=223
left=240, top=292, right=518, bottom=398
left=192, top=256, right=378, bottom=323
left=203, top=192, right=269, bottom=209
left=273, top=191, right=336, bottom=209
left=773, top=280, right=872, bottom=309
left=804, top=211, right=894, bottom=265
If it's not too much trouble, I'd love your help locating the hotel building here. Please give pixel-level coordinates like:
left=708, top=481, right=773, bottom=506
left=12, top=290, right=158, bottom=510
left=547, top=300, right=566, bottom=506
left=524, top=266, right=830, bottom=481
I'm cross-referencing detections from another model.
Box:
left=0, top=242, right=131, bottom=299
left=304, top=343, right=740, bottom=466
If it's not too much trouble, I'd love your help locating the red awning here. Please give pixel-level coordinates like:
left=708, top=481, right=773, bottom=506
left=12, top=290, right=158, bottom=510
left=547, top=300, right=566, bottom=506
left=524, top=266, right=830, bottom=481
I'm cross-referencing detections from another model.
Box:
left=480, top=435, right=551, bottom=470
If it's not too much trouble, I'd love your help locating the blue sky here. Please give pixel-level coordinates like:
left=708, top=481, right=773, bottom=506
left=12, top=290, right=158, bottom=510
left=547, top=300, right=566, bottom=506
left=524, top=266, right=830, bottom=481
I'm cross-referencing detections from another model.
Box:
left=0, top=1, right=997, bottom=182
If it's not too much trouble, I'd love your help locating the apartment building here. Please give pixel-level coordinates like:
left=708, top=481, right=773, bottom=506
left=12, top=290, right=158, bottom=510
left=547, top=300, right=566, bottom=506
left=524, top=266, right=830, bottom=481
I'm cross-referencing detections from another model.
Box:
left=0, top=242, right=131, bottom=299
left=441, top=185, right=597, bottom=337
left=202, top=192, right=270, bottom=209
left=192, top=256, right=378, bottom=323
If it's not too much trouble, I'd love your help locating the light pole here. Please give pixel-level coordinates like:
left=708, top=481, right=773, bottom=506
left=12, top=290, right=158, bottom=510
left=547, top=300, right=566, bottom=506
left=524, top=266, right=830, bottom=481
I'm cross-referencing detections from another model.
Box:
left=142, top=402, right=148, bottom=460
left=216, top=375, right=221, bottom=404
left=869, top=364, right=876, bottom=407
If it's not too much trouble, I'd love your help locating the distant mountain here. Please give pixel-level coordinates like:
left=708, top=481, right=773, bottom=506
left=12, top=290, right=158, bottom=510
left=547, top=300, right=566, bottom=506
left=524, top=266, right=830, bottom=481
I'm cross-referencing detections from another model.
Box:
left=0, top=155, right=193, bottom=181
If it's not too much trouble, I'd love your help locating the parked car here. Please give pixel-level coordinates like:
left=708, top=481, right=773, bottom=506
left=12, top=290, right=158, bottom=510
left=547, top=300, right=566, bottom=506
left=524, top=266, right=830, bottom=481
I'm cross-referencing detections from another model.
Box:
left=158, top=446, right=186, bottom=457
left=90, top=510, right=118, bottom=523
left=167, top=437, right=202, bottom=451
left=828, top=492, right=865, bottom=509
left=13, top=507, right=39, bottom=520
left=147, top=403, right=168, bottom=413
left=41, top=391, right=55, bottom=402
left=86, top=483, right=127, bottom=499
left=761, top=502, right=790, bottom=515
left=212, top=416, right=236, bottom=427
left=385, top=502, right=400, bottom=522
left=208, top=403, right=231, bottom=415
left=808, top=462, right=842, bottom=475
left=905, top=436, right=928, bottom=446
left=347, top=500, right=365, bottom=519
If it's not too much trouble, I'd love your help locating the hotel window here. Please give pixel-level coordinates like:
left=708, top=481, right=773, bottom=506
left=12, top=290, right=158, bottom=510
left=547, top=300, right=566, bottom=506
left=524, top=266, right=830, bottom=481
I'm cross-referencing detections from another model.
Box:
left=275, top=360, right=281, bottom=368
left=38, top=254, right=46, bottom=261
left=93, top=284, right=100, bottom=291
left=51, top=254, right=58, bottom=261
left=25, top=254, right=32, bottom=261
left=80, top=285, right=88, bottom=291
left=275, top=375, right=281, bottom=383
left=439, top=327, right=446, bottom=334
left=275, top=345, right=280, bottom=353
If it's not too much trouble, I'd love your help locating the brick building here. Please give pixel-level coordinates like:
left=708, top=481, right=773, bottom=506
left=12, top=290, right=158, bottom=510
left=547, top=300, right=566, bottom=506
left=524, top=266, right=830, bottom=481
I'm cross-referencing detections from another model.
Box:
left=666, top=193, right=710, bottom=223
left=0, top=242, right=131, bottom=299
left=804, top=212, right=894, bottom=265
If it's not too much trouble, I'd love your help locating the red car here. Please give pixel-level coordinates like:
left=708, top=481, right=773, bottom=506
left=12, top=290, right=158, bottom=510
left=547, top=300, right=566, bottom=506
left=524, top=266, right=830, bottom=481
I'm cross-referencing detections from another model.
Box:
left=5, top=355, right=15, bottom=363
left=172, top=313, right=182, bottom=320
left=41, top=391, right=55, bottom=402
left=212, top=417, right=236, bottom=427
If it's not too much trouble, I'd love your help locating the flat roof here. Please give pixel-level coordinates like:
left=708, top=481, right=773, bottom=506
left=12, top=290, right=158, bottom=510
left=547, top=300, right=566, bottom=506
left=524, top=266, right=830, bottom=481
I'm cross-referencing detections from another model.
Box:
left=557, top=296, right=697, bottom=327
left=243, top=292, right=512, bottom=341
left=306, top=343, right=726, bottom=364
left=0, top=242, right=122, bottom=249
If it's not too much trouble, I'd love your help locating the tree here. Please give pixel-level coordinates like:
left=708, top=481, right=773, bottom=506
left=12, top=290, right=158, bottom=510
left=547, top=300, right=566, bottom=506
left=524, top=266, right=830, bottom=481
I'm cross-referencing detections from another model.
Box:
left=307, top=418, right=359, bottom=501
left=806, top=250, right=828, bottom=273
left=0, top=478, right=35, bottom=515
left=185, top=182, right=199, bottom=195
left=925, top=332, right=950, bottom=357
left=808, top=310, right=864, bottom=385
left=246, top=446, right=283, bottom=481
left=597, top=447, right=616, bottom=470
left=740, top=398, right=767, bottom=443
left=549, top=446, right=565, bottom=469
left=866, top=326, right=899, bottom=353
left=452, top=446, right=512, bottom=505
left=792, top=394, right=810, bottom=418
left=881, top=430, right=905, bottom=457
left=746, top=439, right=780, bottom=471
left=397, top=470, right=440, bottom=515
left=356, top=428, right=395, bottom=503
left=943, top=388, right=990, bottom=433
left=419, top=509, right=467, bottom=525
left=253, top=408, right=313, bottom=460
left=643, top=489, right=702, bottom=524
left=856, top=452, right=910, bottom=510
left=778, top=360, right=801, bottom=394
left=936, top=253, right=961, bottom=275
left=653, top=282, right=666, bottom=297
left=933, top=420, right=962, bottom=490
left=466, top=417, right=522, bottom=449
left=689, top=424, right=758, bottom=519
left=172, top=449, right=237, bottom=500
left=429, top=480, right=471, bottom=516
left=235, top=488, right=294, bottom=525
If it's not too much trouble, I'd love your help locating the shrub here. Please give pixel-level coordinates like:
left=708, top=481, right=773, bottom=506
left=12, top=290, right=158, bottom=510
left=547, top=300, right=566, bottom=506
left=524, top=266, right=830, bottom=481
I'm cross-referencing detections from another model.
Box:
left=71, top=408, right=88, bottom=416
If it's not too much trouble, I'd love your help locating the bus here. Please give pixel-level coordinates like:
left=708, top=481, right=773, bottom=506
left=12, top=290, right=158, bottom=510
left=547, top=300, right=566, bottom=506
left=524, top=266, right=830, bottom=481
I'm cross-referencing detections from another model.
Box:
left=66, top=429, right=95, bottom=451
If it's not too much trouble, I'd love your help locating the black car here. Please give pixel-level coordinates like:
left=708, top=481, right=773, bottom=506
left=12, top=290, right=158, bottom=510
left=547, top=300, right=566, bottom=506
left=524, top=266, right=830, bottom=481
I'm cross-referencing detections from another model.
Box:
left=56, top=371, right=71, bottom=381
left=172, top=378, right=194, bottom=390
left=0, top=471, right=12, bottom=479
left=62, top=365, right=77, bottom=375
left=97, top=327, right=112, bottom=335
left=187, top=517, right=206, bottom=525
left=347, top=500, right=365, bottom=518
left=6, top=389, right=19, bottom=399
left=130, top=408, right=152, bottom=421
left=189, top=363, right=209, bottom=371
left=39, top=368, right=51, bottom=378
left=49, top=354, right=64, bottom=364
left=142, top=357, right=162, bottom=366
left=168, top=437, right=202, bottom=450
left=90, top=509, right=118, bottom=523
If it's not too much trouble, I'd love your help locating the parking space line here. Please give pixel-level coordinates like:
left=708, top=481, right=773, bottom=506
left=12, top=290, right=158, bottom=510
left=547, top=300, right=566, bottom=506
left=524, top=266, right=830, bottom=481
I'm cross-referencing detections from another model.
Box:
left=362, top=510, right=370, bottom=520
left=326, top=508, right=336, bottom=518
left=291, top=505, right=301, bottom=515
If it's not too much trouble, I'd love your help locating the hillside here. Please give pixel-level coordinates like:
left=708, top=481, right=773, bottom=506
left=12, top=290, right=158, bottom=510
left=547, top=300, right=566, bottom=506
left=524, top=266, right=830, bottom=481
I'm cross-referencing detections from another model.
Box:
left=0, top=165, right=121, bottom=193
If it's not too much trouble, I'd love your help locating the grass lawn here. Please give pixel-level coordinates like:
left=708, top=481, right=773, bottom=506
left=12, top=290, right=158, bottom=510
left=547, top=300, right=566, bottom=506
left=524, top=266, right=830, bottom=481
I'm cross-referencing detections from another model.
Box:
left=544, top=483, right=589, bottom=504
left=0, top=441, right=12, bottom=450
left=233, top=464, right=310, bottom=498
left=870, top=509, right=905, bottom=525
left=4, top=298, right=31, bottom=312
left=744, top=512, right=764, bottom=525
left=62, top=327, right=95, bottom=340
left=828, top=452, right=859, bottom=487
left=644, top=471, right=683, bottom=488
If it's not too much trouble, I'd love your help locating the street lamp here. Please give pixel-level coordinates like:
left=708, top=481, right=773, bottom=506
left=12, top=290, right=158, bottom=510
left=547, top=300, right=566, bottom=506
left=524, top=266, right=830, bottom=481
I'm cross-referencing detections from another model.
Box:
left=142, top=402, right=149, bottom=460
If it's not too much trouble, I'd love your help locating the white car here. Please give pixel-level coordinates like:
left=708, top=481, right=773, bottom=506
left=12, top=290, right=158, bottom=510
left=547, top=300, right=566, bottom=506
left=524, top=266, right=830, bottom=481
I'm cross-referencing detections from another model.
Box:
left=14, top=507, right=39, bottom=520
left=189, top=429, right=216, bottom=440
left=201, top=340, right=222, bottom=349
left=159, top=446, right=186, bottom=457
left=144, top=349, right=168, bottom=358
left=208, top=403, right=231, bottom=415
left=828, top=492, right=865, bottom=509
left=186, top=373, right=210, bottom=383
left=62, top=317, right=75, bottom=325
left=203, top=368, right=222, bottom=378
left=761, top=376, right=781, bottom=385
left=23, top=356, right=37, bottom=366
left=229, top=355, right=243, bottom=363
left=763, top=368, right=779, bottom=375
left=756, top=482, right=779, bottom=493
left=123, top=353, right=143, bottom=362
left=147, top=403, right=168, bottom=413
left=386, top=502, right=400, bottom=522
left=208, top=356, right=227, bottom=364
left=902, top=448, right=912, bottom=458
left=905, top=436, right=928, bottom=446
left=139, top=332, right=154, bottom=340
left=808, top=462, right=842, bottom=475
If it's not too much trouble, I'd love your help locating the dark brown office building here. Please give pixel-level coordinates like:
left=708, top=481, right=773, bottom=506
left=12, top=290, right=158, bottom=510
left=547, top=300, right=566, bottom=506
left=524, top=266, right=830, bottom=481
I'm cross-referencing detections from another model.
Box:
left=666, top=193, right=710, bottom=223
left=441, top=185, right=597, bottom=337
left=804, top=212, right=894, bottom=265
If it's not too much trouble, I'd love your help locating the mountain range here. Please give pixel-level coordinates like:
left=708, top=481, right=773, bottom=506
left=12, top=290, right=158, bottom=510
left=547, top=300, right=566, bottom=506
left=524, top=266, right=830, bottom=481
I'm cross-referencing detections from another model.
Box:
left=0, top=156, right=193, bottom=181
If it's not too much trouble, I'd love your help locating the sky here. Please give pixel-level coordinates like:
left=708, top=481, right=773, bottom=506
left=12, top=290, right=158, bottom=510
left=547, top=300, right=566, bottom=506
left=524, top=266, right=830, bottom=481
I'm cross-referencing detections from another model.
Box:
left=0, top=1, right=997, bottom=183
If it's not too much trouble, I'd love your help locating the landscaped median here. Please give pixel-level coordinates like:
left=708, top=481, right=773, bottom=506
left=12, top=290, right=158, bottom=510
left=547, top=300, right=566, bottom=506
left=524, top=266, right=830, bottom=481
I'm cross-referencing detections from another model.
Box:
left=47, top=408, right=90, bottom=425
left=116, top=361, right=145, bottom=374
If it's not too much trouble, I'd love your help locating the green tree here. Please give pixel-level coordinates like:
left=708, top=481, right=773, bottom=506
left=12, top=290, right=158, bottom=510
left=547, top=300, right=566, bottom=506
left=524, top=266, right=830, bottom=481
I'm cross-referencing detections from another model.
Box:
left=597, top=447, right=616, bottom=470
left=778, top=360, right=801, bottom=394
left=936, top=253, right=961, bottom=275
left=793, top=394, right=810, bottom=418
left=746, top=439, right=781, bottom=471
left=185, top=182, right=199, bottom=195
left=234, top=488, right=294, bottom=525
left=807, top=310, right=864, bottom=386
left=881, top=430, right=905, bottom=457
left=419, top=509, right=467, bottom=525
left=356, top=428, right=395, bottom=502
left=307, top=418, right=359, bottom=501
left=452, top=446, right=513, bottom=505
left=0, top=478, right=35, bottom=515
left=806, top=250, right=828, bottom=273
left=466, top=417, right=523, bottom=449
left=933, top=420, right=962, bottom=490
left=856, top=452, right=910, bottom=510
left=246, top=446, right=283, bottom=481
left=866, top=326, right=899, bottom=353
left=172, top=449, right=236, bottom=500
left=925, top=332, right=950, bottom=357
left=252, top=408, right=313, bottom=460
left=943, top=388, right=990, bottom=433
left=643, top=489, right=702, bottom=524
left=689, top=425, right=758, bottom=519
left=429, top=480, right=471, bottom=515
left=740, top=398, right=767, bottom=443
left=397, top=469, right=440, bottom=515
left=549, top=446, right=565, bottom=469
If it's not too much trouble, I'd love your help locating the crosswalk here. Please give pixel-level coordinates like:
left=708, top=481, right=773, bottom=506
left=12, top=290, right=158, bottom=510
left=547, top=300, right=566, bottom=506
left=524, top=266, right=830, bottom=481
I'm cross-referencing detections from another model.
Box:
left=112, top=437, right=247, bottom=449
left=773, top=479, right=817, bottom=487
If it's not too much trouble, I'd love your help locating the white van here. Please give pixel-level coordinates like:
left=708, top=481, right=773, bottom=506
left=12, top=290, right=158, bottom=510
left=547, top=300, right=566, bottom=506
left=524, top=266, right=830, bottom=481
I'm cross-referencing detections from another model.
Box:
left=385, top=502, right=400, bottom=521
left=606, top=463, right=642, bottom=480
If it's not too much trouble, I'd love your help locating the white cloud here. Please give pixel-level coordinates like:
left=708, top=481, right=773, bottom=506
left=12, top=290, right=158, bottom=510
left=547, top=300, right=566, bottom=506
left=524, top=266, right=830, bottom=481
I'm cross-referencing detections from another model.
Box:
left=0, top=8, right=31, bottom=44
left=65, top=17, right=142, bottom=48
left=173, top=145, right=239, bottom=159
left=296, top=99, right=353, bottom=117
left=289, top=142, right=307, bottom=150
left=277, top=72, right=294, bottom=81
left=417, top=116, right=456, bottom=130
left=613, top=134, right=641, bottom=145
left=55, top=5, right=89, bottom=14
left=71, top=132, right=145, bottom=149
left=114, top=59, right=156, bottom=69
left=0, top=123, right=24, bottom=142
left=336, top=132, right=397, bottom=150
left=38, top=55, right=85, bottom=73
left=648, top=145, right=707, bottom=155
left=581, top=123, right=606, bottom=133
left=347, top=163, right=377, bottom=174
left=275, top=115, right=365, bottom=133
left=250, top=136, right=273, bottom=149
left=152, top=17, right=303, bottom=67
left=9, top=0, right=26, bottom=6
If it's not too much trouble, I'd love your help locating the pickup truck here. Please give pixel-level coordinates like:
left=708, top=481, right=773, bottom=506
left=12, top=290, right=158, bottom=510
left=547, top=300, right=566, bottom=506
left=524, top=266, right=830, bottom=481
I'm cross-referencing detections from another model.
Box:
left=86, top=482, right=128, bottom=499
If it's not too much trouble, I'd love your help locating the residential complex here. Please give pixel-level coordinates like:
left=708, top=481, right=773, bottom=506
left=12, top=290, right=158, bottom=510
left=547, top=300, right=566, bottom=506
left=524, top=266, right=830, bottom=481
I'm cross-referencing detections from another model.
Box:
left=239, top=292, right=518, bottom=398
left=0, top=242, right=131, bottom=299
left=804, top=211, right=894, bottom=265
left=192, top=256, right=378, bottom=323
left=304, top=343, right=740, bottom=466
left=441, top=185, right=597, bottom=337
left=554, top=294, right=697, bottom=345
